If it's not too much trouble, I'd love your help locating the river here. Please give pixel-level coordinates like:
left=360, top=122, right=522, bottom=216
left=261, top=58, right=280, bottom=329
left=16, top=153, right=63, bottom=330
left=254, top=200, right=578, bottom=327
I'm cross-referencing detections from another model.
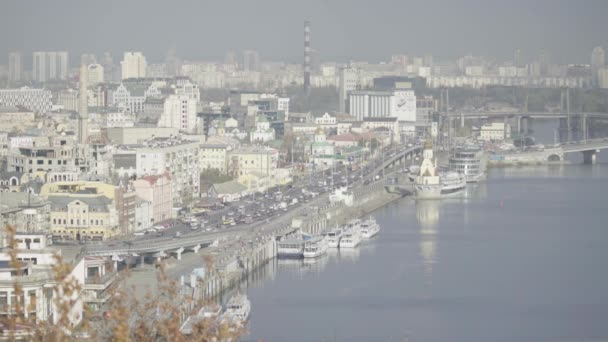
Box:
left=240, top=160, right=608, bottom=342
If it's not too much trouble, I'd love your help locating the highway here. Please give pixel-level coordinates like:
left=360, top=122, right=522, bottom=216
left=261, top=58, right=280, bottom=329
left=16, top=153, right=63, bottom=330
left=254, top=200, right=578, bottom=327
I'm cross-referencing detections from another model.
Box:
left=82, top=144, right=422, bottom=257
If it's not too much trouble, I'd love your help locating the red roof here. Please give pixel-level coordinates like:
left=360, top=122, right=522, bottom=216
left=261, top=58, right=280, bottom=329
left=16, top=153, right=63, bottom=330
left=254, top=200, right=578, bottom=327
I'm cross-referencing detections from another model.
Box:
left=141, top=172, right=171, bottom=185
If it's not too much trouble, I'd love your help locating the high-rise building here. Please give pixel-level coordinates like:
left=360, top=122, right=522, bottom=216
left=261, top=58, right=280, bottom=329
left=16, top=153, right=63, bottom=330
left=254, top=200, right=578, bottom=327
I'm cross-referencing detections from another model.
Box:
left=158, top=95, right=198, bottom=134
left=243, top=50, right=260, bottom=72
left=33, top=52, right=47, bottom=82
left=87, top=64, right=104, bottom=85
left=78, top=64, right=89, bottom=144
left=225, top=51, right=237, bottom=65
left=102, top=52, right=115, bottom=82
left=8, top=52, right=22, bottom=82
left=57, top=51, right=69, bottom=80
left=338, top=67, right=358, bottom=113
left=591, top=46, right=605, bottom=70
left=120, top=52, right=147, bottom=79
left=81, top=53, right=97, bottom=66
left=32, top=51, right=69, bottom=82
left=514, top=49, right=522, bottom=68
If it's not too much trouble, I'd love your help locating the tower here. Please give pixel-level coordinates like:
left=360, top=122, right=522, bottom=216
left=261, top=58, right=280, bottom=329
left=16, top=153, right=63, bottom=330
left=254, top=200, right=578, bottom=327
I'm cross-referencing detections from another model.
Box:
left=78, top=64, right=89, bottom=144
left=303, top=20, right=311, bottom=94
left=8, top=51, right=22, bottom=83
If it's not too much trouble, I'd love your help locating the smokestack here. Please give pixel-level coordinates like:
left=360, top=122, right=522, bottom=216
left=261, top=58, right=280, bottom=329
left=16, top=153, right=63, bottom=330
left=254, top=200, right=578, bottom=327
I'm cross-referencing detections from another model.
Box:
left=303, top=20, right=311, bottom=94
left=78, top=64, right=89, bottom=144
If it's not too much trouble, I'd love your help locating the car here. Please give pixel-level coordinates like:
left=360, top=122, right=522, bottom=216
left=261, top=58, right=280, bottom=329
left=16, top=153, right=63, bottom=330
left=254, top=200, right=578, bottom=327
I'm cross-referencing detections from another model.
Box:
left=134, top=231, right=145, bottom=236
left=153, top=225, right=164, bottom=231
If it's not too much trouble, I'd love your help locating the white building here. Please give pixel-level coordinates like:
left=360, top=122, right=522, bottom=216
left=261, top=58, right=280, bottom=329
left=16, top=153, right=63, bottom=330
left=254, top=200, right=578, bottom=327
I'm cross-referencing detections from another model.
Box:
left=33, top=51, right=69, bottom=82
left=119, top=137, right=201, bottom=205
left=87, top=63, right=104, bottom=85
left=8, top=51, right=22, bottom=82
left=0, top=235, right=88, bottom=331
left=158, top=95, right=198, bottom=133
left=249, top=115, right=275, bottom=143
left=598, top=67, right=608, bottom=89
left=229, top=146, right=279, bottom=177
left=479, top=122, right=511, bottom=142
left=0, top=87, right=53, bottom=113
left=591, top=46, right=605, bottom=71
left=339, top=67, right=358, bottom=113
left=134, top=198, right=153, bottom=231
left=348, top=89, right=416, bottom=122
left=111, top=82, right=161, bottom=114
left=121, top=52, right=147, bottom=79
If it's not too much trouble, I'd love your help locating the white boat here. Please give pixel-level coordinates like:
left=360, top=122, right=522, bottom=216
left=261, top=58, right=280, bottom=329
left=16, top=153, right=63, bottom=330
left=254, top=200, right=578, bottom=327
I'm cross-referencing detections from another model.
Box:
left=277, top=238, right=304, bottom=258
left=340, top=222, right=361, bottom=248
left=439, top=171, right=467, bottom=195
left=303, top=235, right=329, bottom=258
left=449, top=148, right=486, bottom=183
left=324, top=228, right=343, bottom=248
left=415, top=140, right=467, bottom=198
left=223, top=293, right=251, bottom=324
left=360, top=217, right=380, bottom=239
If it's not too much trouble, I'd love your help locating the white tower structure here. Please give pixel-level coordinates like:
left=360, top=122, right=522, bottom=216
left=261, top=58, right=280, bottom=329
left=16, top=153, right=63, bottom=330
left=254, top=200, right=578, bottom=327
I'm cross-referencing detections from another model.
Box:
left=78, top=64, right=89, bottom=144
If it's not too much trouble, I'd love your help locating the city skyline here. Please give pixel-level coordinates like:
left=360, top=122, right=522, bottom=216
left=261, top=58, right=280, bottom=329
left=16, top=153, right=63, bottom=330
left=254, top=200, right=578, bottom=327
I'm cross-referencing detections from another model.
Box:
left=1, top=0, right=608, bottom=65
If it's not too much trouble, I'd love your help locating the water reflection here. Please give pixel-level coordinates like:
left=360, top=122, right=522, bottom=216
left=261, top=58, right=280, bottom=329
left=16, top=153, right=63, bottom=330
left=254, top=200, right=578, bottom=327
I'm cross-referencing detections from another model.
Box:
left=416, top=200, right=439, bottom=282
left=336, top=248, right=361, bottom=263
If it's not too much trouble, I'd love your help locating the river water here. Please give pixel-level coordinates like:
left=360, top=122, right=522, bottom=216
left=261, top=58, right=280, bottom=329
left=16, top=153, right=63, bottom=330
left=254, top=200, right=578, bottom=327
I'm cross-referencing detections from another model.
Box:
left=239, top=119, right=608, bottom=342
left=241, top=159, right=608, bottom=342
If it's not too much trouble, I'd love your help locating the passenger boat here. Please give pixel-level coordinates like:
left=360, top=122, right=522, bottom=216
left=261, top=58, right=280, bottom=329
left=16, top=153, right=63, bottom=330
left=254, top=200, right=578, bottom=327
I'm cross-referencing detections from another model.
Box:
left=223, top=293, right=251, bottom=324
left=324, top=228, right=343, bottom=248
left=415, top=139, right=466, bottom=198
left=340, top=223, right=361, bottom=248
left=449, top=148, right=486, bottom=183
left=360, top=217, right=380, bottom=239
left=303, top=235, right=329, bottom=258
left=439, top=171, right=467, bottom=195
left=276, top=238, right=304, bottom=258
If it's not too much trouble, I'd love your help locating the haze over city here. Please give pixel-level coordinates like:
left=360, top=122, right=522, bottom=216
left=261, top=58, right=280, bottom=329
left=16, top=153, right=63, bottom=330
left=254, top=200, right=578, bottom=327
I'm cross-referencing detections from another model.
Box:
left=2, top=0, right=608, bottom=63
left=1, top=1, right=608, bottom=341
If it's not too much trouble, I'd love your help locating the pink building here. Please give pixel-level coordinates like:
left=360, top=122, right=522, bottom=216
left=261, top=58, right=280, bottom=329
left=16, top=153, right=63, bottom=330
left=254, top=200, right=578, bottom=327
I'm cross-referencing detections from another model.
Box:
left=132, top=173, right=173, bottom=224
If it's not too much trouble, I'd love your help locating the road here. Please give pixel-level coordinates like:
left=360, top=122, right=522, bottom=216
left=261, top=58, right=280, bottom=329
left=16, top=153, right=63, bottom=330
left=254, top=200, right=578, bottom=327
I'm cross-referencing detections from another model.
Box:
left=81, top=144, right=421, bottom=256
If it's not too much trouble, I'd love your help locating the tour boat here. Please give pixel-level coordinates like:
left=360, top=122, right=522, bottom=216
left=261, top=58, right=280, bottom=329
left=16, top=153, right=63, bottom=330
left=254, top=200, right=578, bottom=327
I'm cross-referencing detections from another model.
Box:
left=449, top=148, right=486, bottom=183
left=303, top=235, right=329, bottom=258
left=439, top=171, right=467, bottom=195
left=223, top=293, right=251, bottom=324
left=360, top=217, right=380, bottom=239
left=340, top=223, right=361, bottom=248
left=324, top=228, right=343, bottom=248
left=276, top=238, right=304, bottom=258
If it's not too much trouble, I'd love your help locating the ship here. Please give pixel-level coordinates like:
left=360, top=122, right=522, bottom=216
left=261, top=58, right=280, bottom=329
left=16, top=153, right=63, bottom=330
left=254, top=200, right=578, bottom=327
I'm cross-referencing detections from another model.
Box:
left=449, top=147, right=486, bottom=183
left=415, top=140, right=466, bottom=198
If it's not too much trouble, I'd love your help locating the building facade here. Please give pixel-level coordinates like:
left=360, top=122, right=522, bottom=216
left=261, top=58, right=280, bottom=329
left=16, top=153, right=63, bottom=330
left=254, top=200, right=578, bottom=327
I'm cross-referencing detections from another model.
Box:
left=0, top=87, right=52, bottom=113
left=158, top=95, right=198, bottom=133
left=121, top=52, right=147, bottom=79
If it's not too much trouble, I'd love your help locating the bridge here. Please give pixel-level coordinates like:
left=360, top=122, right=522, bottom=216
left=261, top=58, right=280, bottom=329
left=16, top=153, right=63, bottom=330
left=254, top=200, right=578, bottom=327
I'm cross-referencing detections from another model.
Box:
left=490, top=138, right=608, bottom=165
left=446, top=111, right=608, bottom=120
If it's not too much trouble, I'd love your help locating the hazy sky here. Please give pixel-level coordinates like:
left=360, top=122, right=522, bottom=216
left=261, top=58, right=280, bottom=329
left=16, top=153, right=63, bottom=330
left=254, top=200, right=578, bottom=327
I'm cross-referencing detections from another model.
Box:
left=2, top=0, right=608, bottom=65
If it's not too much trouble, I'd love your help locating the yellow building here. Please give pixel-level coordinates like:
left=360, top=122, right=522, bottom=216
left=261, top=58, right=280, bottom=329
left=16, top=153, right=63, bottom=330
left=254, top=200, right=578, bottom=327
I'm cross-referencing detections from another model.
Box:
left=40, top=181, right=120, bottom=241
